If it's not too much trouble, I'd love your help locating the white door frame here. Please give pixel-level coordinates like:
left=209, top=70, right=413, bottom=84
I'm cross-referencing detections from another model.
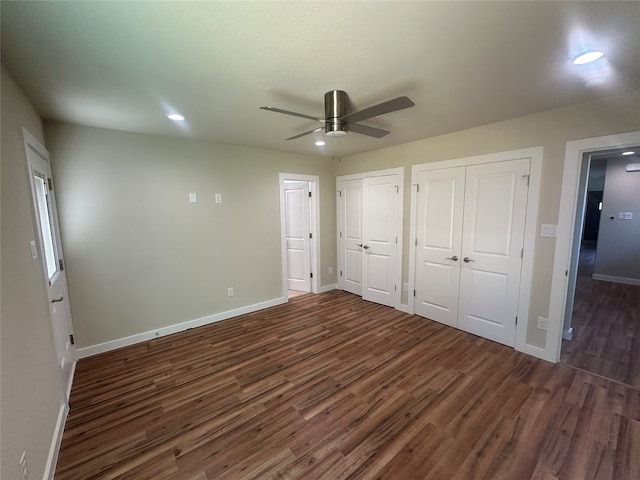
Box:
left=23, top=128, right=77, bottom=399
left=409, top=147, right=543, bottom=357
left=279, top=173, right=320, bottom=299
left=548, top=130, right=640, bottom=362
left=336, top=167, right=404, bottom=309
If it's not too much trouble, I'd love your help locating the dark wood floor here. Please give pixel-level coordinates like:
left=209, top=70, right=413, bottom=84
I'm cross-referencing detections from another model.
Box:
left=56, top=290, right=640, bottom=479
left=561, top=242, right=640, bottom=389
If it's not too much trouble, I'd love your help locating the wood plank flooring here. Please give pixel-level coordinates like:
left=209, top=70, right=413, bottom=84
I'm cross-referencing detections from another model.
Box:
left=561, top=242, right=640, bottom=389
left=56, top=290, right=640, bottom=479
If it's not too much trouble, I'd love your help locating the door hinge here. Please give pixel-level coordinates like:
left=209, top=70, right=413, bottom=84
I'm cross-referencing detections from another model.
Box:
left=396, top=236, right=398, bottom=244
left=338, top=190, right=342, bottom=197
left=414, top=184, right=420, bottom=192
left=339, top=231, right=342, bottom=238
left=413, top=289, right=416, bottom=297
left=515, top=316, right=518, bottom=325
left=395, top=285, right=397, bottom=292
left=415, top=238, right=418, bottom=246
left=340, top=270, right=343, bottom=277
left=309, top=191, right=312, bottom=198
left=521, top=248, right=524, bottom=259
left=522, top=174, right=530, bottom=186
left=59, top=258, right=65, bottom=271
left=395, top=185, right=399, bottom=193
left=47, top=178, right=53, bottom=191
left=69, top=334, right=75, bottom=345
left=309, top=233, right=313, bottom=239
left=310, top=272, right=313, bottom=279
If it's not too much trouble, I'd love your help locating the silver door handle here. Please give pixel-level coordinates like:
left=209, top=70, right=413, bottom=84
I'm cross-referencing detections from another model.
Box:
left=463, top=257, right=474, bottom=263
left=445, top=255, right=458, bottom=261
left=51, top=296, right=64, bottom=303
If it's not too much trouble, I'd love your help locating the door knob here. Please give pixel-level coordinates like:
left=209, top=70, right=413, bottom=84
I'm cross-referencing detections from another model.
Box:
left=357, top=244, right=370, bottom=250
left=51, top=296, right=64, bottom=303
left=445, top=255, right=458, bottom=261
left=463, top=257, right=475, bottom=263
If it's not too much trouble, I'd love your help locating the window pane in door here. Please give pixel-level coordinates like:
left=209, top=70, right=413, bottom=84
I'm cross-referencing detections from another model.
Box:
left=33, top=173, right=58, bottom=280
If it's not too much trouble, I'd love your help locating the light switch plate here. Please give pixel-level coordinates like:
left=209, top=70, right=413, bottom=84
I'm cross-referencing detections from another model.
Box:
left=189, top=192, right=197, bottom=204
left=215, top=193, right=223, bottom=204
left=30, top=240, right=38, bottom=260
left=618, top=212, right=633, bottom=220
left=540, top=224, right=557, bottom=237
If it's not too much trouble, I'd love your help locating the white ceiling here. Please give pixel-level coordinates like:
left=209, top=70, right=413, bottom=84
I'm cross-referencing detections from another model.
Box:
left=2, top=1, right=639, bottom=158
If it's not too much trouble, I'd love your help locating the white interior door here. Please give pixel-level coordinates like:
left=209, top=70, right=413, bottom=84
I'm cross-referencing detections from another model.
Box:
left=24, top=129, right=76, bottom=399
left=458, top=159, right=530, bottom=346
left=284, top=181, right=311, bottom=292
left=338, top=179, right=363, bottom=296
left=362, top=174, right=400, bottom=307
left=414, top=167, right=465, bottom=326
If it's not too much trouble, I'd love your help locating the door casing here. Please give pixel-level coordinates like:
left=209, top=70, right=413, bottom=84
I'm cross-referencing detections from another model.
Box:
left=337, top=167, right=404, bottom=309
left=23, top=128, right=77, bottom=400
left=409, top=147, right=543, bottom=358
left=279, top=173, right=320, bottom=298
left=549, top=131, right=640, bottom=362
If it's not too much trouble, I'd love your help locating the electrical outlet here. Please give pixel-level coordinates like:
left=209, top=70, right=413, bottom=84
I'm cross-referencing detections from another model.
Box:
left=19, top=450, right=28, bottom=480
left=227, top=287, right=234, bottom=297
left=537, top=316, right=548, bottom=331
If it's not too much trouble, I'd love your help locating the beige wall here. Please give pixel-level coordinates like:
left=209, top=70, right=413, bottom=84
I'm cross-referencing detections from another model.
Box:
left=43, top=122, right=336, bottom=349
left=336, top=89, right=640, bottom=349
left=1, top=66, right=66, bottom=480
left=593, top=157, right=640, bottom=281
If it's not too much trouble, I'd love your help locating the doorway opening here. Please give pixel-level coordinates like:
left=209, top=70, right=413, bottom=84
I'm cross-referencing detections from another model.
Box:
left=560, top=145, right=640, bottom=388
left=279, top=173, right=320, bottom=300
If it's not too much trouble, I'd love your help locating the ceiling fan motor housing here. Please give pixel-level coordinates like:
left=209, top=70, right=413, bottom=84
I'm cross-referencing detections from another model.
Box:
left=325, top=90, right=349, bottom=137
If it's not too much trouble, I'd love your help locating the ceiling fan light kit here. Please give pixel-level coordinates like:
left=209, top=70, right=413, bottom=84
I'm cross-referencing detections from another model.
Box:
left=260, top=89, right=415, bottom=141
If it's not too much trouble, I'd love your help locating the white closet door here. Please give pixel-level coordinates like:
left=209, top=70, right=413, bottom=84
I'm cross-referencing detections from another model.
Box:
left=458, top=159, right=530, bottom=346
left=362, top=174, right=399, bottom=307
left=284, top=181, right=311, bottom=292
left=339, top=179, right=364, bottom=296
left=414, top=167, right=465, bottom=326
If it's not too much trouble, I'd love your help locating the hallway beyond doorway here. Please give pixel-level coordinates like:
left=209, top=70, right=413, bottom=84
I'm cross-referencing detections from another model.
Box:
left=561, top=242, right=640, bottom=389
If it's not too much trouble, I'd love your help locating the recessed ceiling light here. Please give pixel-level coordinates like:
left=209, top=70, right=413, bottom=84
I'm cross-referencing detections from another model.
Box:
left=166, top=113, right=185, bottom=121
left=573, top=51, right=604, bottom=65
left=315, top=141, right=326, bottom=146
left=622, top=151, right=635, bottom=156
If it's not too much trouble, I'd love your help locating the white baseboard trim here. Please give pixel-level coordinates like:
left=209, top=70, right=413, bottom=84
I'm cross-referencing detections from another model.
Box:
left=396, top=303, right=412, bottom=314
left=319, top=283, right=337, bottom=293
left=516, top=342, right=548, bottom=362
left=44, top=401, right=69, bottom=480
left=591, top=274, right=640, bottom=286
left=76, top=296, right=288, bottom=358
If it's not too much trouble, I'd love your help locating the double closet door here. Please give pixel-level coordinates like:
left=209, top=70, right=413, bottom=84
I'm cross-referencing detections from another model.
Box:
left=337, top=169, right=403, bottom=308
left=414, top=158, right=530, bottom=346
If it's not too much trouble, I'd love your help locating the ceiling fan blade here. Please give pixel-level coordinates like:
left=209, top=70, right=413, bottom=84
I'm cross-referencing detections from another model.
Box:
left=340, top=96, right=414, bottom=124
left=348, top=123, right=390, bottom=138
left=260, top=106, right=323, bottom=123
left=285, top=127, right=323, bottom=141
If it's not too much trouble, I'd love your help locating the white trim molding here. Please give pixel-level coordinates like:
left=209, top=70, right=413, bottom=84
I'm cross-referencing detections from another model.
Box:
left=591, top=274, right=640, bottom=286
left=408, top=146, right=543, bottom=359
left=44, top=402, right=69, bottom=480
left=279, top=173, right=321, bottom=298
left=76, top=296, right=287, bottom=358
left=548, top=130, right=640, bottom=363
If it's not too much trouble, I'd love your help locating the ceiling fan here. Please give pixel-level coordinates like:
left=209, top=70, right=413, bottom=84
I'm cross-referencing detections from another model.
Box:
left=260, top=90, right=415, bottom=141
